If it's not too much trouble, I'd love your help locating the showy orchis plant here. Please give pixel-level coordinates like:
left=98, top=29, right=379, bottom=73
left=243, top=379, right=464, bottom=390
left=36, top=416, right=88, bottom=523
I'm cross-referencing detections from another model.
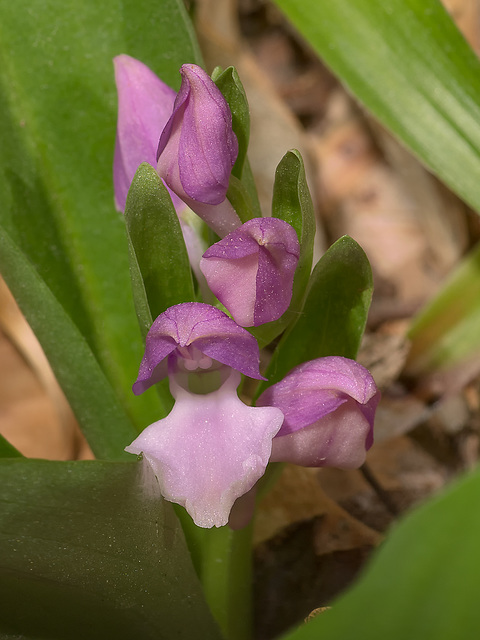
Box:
left=114, top=55, right=379, bottom=529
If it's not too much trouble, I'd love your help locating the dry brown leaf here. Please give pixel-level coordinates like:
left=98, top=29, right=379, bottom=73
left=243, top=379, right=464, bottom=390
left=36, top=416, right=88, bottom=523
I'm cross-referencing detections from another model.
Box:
left=0, top=278, right=93, bottom=460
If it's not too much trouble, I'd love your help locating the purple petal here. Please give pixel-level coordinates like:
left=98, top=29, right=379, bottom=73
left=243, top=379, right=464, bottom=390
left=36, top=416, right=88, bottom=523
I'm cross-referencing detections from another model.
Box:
left=257, top=356, right=380, bottom=468
left=157, top=64, right=238, bottom=205
left=113, top=54, right=177, bottom=212
left=270, top=400, right=372, bottom=468
left=200, top=218, right=300, bottom=326
left=156, top=64, right=241, bottom=237
left=126, top=370, right=284, bottom=528
left=133, top=302, right=265, bottom=394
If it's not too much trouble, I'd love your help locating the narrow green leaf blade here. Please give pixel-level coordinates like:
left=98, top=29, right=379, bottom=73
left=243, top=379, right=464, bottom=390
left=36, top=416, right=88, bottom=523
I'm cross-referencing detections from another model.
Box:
left=282, top=468, right=480, bottom=640
left=214, top=66, right=250, bottom=180
left=271, top=148, right=315, bottom=307
left=406, top=241, right=480, bottom=380
left=0, top=227, right=137, bottom=460
left=125, top=163, right=195, bottom=329
left=0, top=458, right=222, bottom=640
left=264, top=236, right=372, bottom=387
left=273, top=0, right=480, bottom=215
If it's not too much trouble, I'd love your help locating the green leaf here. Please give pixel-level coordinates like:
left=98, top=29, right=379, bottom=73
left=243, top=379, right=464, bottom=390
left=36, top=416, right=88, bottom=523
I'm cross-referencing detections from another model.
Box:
left=272, top=0, right=480, bottom=216
left=262, top=236, right=372, bottom=389
left=0, top=0, right=202, bottom=432
left=406, top=241, right=480, bottom=378
left=281, top=467, right=480, bottom=640
left=125, top=163, right=195, bottom=332
left=124, top=163, right=195, bottom=418
left=251, top=150, right=316, bottom=349
left=0, top=434, right=22, bottom=459
left=226, top=175, right=257, bottom=224
left=214, top=66, right=250, bottom=180
left=0, top=227, right=137, bottom=460
left=0, top=458, right=222, bottom=640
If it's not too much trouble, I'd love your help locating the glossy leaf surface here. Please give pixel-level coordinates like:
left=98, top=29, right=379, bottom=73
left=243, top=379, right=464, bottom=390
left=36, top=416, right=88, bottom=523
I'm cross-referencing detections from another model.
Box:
left=0, top=458, right=222, bottom=639
left=214, top=66, right=250, bottom=180
left=125, top=163, right=195, bottom=334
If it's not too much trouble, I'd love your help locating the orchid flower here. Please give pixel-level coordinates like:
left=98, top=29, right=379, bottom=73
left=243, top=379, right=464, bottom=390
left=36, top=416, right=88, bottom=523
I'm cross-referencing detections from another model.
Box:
left=127, top=368, right=283, bottom=528
left=126, top=302, right=283, bottom=527
left=132, top=301, right=265, bottom=395
left=258, top=356, right=380, bottom=468
left=118, top=58, right=381, bottom=530
left=156, top=64, right=241, bottom=237
left=200, top=218, right=300, bottom=326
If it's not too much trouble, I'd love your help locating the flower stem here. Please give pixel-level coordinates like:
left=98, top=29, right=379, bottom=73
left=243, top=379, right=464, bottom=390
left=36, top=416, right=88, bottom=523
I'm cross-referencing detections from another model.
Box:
left=175, top=507, right=253, bottom=640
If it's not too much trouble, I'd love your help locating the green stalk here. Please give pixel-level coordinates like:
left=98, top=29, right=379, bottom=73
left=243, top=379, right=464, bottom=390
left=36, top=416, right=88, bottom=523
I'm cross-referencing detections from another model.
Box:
left=175, top=507, right=253, bottom=640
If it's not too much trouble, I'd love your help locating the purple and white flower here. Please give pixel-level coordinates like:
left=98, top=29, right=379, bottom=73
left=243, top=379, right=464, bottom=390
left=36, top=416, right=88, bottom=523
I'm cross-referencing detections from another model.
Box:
left=127, top=369, right=283, bottom=528
left=132, top=302, right=265, bottom=395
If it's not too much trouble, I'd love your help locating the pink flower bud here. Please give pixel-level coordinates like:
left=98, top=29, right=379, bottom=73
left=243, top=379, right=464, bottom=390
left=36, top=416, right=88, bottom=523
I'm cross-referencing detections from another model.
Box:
left=258, top=356, right=380, bottom=468
left=156, top=64, right=241, bottom=237
left=200, top=218, right=300, bottom=326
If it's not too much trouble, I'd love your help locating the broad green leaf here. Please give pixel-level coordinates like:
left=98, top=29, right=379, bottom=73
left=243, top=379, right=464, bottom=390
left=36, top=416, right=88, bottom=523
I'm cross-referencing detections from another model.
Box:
left=0, top=227, right=137, bottom=459
left=214, top=66, right=250, bottom=180
left=125, top=163, right=195, bottom=332
left=282, top=467, right=480, bottom=640
left=0, top=0, right=201, bottom=432
left=0, top=458, right=222, bottom=640
left=251, top=150, right=315, bottom=349
left=272, top=0, right=480, bottom=216
left=0, top=434, right=22, bottom=458
left=406, top=241, right=480, bottom=380
left=262, top=236, right=372, bottom=390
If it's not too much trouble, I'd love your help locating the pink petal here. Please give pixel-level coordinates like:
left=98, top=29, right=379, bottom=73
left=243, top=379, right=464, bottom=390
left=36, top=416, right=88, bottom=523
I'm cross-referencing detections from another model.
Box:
left=258, top=356, right=380, bottom=468
left=113, top=54, right=178, bottom=212
left=133, top=302, right=265, bottom=394
left=156, top=64, right=241, bottom=237
left=258, top=356, right=379, bottom=436
left=157, top=64, right=238, bottom=204
left=270, top=400, right=372, bottom=468
left=200, top=218, right=300, bottom=326
left=126, top=370, right=284, bottom=527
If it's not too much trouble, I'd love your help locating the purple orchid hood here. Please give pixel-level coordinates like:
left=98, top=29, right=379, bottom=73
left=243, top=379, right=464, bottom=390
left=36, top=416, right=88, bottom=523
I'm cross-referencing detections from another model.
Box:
left=133, top=302, right=265, bottom=395
left=200, top=218, right=300, bottom=326
left=257, top=356, right=380, bottom=468
left=126, top=370, right=284, bottom=528
left=113, top=54, right=185, bottom=212
left=156, top=64, right=241, bottom=237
